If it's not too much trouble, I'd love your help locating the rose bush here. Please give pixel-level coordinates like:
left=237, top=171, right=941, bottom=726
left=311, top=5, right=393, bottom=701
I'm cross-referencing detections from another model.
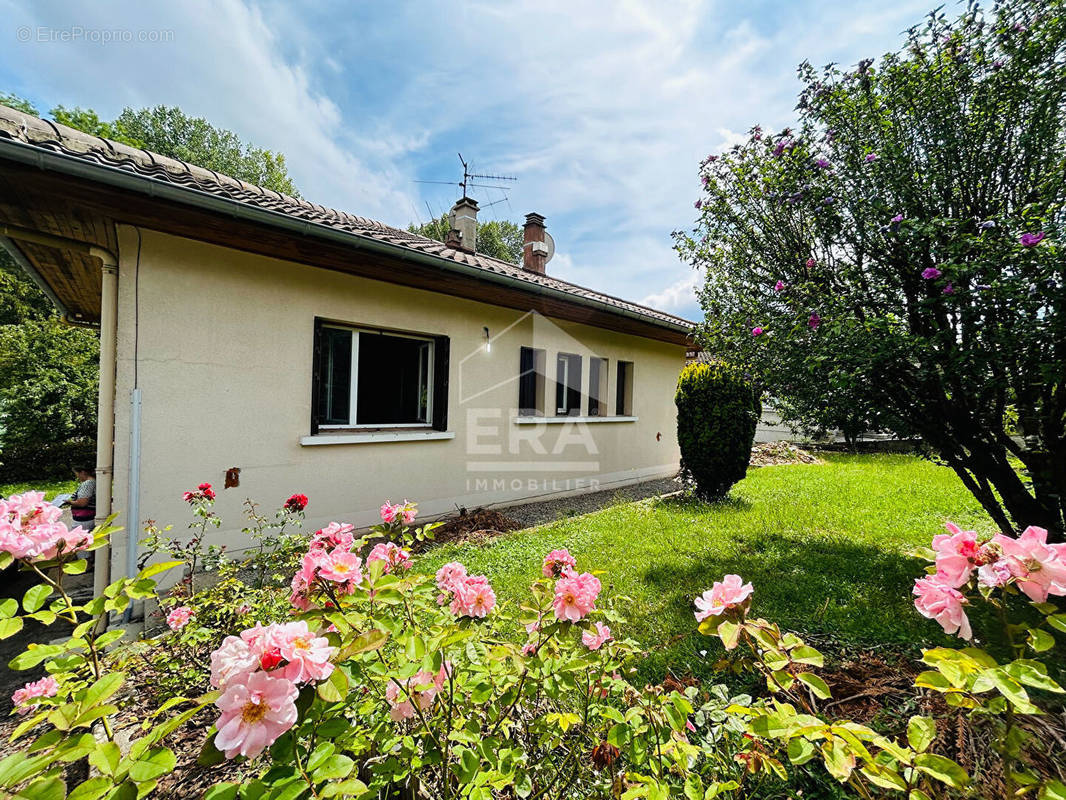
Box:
left=2, top=487, right=1064, bottom=799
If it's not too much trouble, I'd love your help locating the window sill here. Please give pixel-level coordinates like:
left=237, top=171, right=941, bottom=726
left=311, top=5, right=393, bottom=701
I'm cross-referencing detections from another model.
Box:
left=300, top=430, right=456, bottom=446
left=513, top=415, right=638, bottom=425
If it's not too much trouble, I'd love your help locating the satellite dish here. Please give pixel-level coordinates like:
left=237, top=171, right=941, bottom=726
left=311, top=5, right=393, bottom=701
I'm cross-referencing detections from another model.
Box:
left=543, top=231, right=555, bottom=265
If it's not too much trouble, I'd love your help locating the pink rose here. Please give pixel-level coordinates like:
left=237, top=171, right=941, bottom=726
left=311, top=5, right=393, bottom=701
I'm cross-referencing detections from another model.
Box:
left=210, top=635, right=260, bottom=689
left=166, top=606, right=194, bottom=631
left=913, top=575, right=972, bottom=640
left=542, top=548, right=577, bottom=578
left=694, top=575, right=753, bottom=622
left=309, top=522, right=355, bottom=552
left=449, top=574, right=496, bottom=618
left=11, top=676, right=59, bottom=714
left=213, top=671, right=298, bottom=759
left=274, top=621, right=335, bottom=684
left=993, top=526, right=1066, bottom=602
left=552, top=572, right=601, bottom=622
left=317, top=548, right=363, bottom=586
left=435, top=562, right=468, bottom=595
left=582, top=622, right=613, bottom=651
left=930, top=522, right=982, bottom=587
left=367, top=542, right=412, bottom=574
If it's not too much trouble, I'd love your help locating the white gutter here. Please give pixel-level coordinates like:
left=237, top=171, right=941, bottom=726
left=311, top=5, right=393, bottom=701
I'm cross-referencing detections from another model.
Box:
left=0, top=224, right=118, bottom=597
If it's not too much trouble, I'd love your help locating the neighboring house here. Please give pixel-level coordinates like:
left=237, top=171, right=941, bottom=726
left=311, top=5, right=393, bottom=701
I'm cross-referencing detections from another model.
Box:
left=0, top=105, right=693, bottom=590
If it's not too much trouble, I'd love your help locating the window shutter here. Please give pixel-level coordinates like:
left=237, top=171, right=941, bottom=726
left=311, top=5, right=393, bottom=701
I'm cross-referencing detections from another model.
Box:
left=432, top=335, right=450, bottom=431
left=310, top=319, right=324, bottom=435
left=519, top=347, right=536, bottom=415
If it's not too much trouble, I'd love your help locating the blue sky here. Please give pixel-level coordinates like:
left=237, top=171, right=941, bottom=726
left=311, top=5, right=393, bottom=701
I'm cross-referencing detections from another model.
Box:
left=1, top=0, right=936, bottom=321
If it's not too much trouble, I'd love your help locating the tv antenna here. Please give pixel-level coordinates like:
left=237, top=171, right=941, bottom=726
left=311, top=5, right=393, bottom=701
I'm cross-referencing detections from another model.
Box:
left=414, top=153, right=517, bottom=200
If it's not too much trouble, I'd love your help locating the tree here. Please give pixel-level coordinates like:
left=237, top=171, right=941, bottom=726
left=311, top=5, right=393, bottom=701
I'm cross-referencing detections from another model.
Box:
left=676, top=0, right=1066, bottom=538
left=409, top=214, right=524, bottom=264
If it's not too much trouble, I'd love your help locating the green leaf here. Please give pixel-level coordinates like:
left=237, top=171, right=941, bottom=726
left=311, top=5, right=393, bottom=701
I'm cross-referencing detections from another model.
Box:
left=0, top=617, right=23, bottom=639
left=63, top=559, right=89, bottom=575
left=860, top=762, right=908, bottom=792
left=136, top=560, right=182, bottom=582
left=316, top=668, right=349, bottom=703
left=820, top=738, right=855, bottom=782
left=1028, top=628, right=1055, bottom=653
left=9, top=644, right=64, bottom=670
left=202, top=785, right=239, bottom=800
left=797, top=672, right=831, bottom=700
left=82, top=672, right=125, bottom=708
left=716, top=620, right=740, bottom=650
left=127, top=747, right=176, bottom=782
left=311, top=754, right=354, bottom=782
left=1005, top=660, right=1064, bottom=693
left=0, top=598, right=17, bottom=618
left=914, top=670, right=952, bottom=691
left=787, top=737, right=816, bottom=765
left=986, top=669, right=1040, bottom=712
left=1039, top=779, right=1066, bottom=800
left=320, top=779, right=368, bottom=798
left=68, top=777, right=112, bottom=800
left=89, top=741, right=121, bottom=776
left=1047, top=615, right=1066, bottom=634
left=15, top=776, right=65, bottom=800
left=197, top=731, right=225, bottom=767
left=22, top=584, right=52, bottom=613
left=338, top=629, right=388, bottom=659
left=791, top=645, right=824, bottom=667
left=907, top=716, right=936, bottom=753
left=914, top=753, right=969, bottom=787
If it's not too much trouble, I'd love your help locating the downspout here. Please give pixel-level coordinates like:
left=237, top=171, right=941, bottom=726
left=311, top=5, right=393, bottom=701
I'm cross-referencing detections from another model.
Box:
left=0, top=224, right=118, bottom=597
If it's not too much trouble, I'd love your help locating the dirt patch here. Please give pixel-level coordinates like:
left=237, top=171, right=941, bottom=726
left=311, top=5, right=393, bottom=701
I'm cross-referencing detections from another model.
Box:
left=427, top=509, right=523, bottom=548
left=749, top=442, right=822, bottom=467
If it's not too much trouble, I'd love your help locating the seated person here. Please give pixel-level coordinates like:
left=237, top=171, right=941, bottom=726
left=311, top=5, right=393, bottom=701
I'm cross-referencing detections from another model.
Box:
left=66, top=466, right=96, bottom=524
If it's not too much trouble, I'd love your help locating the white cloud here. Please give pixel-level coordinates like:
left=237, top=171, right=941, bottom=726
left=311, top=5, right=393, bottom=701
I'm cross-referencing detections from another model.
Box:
left=0, top=0, right=937, bottom=310
left=641, top=272, right=700, bottom=314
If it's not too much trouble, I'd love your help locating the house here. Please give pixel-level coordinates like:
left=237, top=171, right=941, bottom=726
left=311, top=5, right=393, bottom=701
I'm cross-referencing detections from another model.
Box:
left=0, top=105, right=694, bottom=591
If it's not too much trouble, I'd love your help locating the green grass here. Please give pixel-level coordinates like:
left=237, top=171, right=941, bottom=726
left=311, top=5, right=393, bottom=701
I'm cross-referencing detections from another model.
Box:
left=420, top=454, right=995, bottom=681
left=0, top=479, right=77, bottom=501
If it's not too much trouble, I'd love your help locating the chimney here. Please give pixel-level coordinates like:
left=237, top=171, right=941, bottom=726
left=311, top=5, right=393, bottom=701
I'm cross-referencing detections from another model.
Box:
left=523, top=212, right=548, bottom=274
left=447, top=197, right=479, bottom=253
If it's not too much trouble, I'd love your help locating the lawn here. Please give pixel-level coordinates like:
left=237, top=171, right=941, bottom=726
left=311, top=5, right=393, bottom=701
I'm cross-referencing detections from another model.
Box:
left=0, top=478, right=77, bottom=500
left=420, top=453, right=995, bottom=681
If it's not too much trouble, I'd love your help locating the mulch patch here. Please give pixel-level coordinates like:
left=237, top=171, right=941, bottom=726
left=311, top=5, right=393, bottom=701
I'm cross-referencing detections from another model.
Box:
left=424, top=508, right=522, bottom=548
left=749, top=442, right=823, bottom=467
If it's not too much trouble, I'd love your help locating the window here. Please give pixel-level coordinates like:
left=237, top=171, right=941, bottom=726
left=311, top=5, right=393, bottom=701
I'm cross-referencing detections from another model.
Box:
left=588, top=357, right=608, bottom=416
left=518, top=347, right=546, bottom=416
left=312, top=321, right=449, bottom=432
left=555, top=353, right=582, bottom=416
left=616, top=361, right=634, bottom=416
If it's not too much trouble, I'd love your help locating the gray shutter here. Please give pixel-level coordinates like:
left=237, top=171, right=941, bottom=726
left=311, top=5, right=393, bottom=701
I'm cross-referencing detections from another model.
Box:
left=432, top=335, right=450, bottom=431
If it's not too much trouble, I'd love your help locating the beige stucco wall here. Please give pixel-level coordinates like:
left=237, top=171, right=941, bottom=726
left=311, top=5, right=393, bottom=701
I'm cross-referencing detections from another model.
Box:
left=108, top=226, right=685, bottom=574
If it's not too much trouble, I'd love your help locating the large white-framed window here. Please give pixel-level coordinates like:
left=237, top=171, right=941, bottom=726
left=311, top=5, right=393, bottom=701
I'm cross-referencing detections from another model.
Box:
left=314, top=321, right=446, bottom=430
left=555, top=352, right=582, bottom=416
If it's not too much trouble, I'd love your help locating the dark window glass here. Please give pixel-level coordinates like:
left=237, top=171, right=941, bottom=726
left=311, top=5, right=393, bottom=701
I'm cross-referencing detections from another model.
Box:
left=519, top=347, right=546, bottom=416
left=318, top=328, right=352, bottom=425
left=555, top=353, right=582, bottom=416
left=357, top=333, right=431, bottom=425
left=589, top=357, right=608, bottom=416
left=616, top=361, right=633, bottom=416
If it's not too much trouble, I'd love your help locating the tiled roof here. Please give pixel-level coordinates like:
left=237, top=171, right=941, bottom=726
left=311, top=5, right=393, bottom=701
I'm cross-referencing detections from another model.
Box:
left=0, top=105, right=693, bottom=332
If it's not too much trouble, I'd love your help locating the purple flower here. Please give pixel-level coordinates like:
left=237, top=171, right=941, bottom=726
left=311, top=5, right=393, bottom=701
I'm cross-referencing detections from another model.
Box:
left=977, top=220, right=996, bottom=230
left=694, top=200, right=702, bottom=210
left=772, top=142, right=787, bottom=158
left=702, top=175, right=710, bottom=187
left=808, top=313, right=821, bottom=330
left=823, top=197, right=836, bottom=206
left=775, top=280, right=785, bottom=292
left=865, top=153, right=878, bottom=163
left=922, top=267, right=942, bottom=280
left=815, top=158, right=831, bottom=169
left=943, top=283, right=955, bottom=295
left=1019, top=231, right=1046, bottom=247
left=992, top=60, right=1005, bottom=70
left=752, top=326, right=764, bottom=337
left=891, top=214, right=904, bottom=224
left=825, top=129, right=838, bottom=142
left=805, top=257, right=816, bottom=269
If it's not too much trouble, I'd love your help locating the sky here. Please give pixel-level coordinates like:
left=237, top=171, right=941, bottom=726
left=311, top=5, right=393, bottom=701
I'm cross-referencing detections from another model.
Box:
left=0, top=0, right=937, bottom=321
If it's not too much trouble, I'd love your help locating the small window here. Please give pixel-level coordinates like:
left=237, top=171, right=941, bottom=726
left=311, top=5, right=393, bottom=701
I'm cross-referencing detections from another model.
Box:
left=616, top=361, right=634, bottom=416
left=588, top=357, right=608, bottom=417
left=313, top=321, right=449, bottom=431
left=555, top=353, right=582, bottom=416
left=518, top=347, right=546, bottom=416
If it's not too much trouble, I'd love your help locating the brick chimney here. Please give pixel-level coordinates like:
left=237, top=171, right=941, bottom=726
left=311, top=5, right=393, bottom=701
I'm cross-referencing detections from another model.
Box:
left=447, top=197, right=479, bottom=253
left=523, top=212, right=548, bottom=274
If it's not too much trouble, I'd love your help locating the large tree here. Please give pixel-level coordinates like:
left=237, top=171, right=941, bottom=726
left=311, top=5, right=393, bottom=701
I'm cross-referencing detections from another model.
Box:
left=677, top=0, right=1065, bottom=538
left=409, top=214, right=524, bottom=264
left=0, top=93, right=301, bottom=480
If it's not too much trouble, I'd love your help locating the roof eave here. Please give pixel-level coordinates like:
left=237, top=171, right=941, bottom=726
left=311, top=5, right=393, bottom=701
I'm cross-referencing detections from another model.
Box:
left=0, top=137, right=694, bottom=339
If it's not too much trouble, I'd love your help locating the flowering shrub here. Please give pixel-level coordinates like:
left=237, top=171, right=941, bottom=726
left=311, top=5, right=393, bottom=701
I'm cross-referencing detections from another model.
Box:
left=693, top=521, right=1066, bottom=798
left=4, top=483, right=1064, bottom=799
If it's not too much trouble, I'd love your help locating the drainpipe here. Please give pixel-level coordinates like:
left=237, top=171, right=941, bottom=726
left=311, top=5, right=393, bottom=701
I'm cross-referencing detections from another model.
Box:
left=0, top=225, right=119, bottom=597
